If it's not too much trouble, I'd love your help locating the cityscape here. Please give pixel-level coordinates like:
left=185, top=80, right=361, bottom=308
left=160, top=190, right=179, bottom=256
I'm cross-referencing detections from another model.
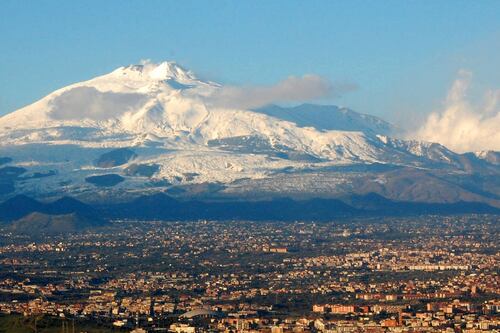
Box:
left=0, top=215, right=498, bottom=332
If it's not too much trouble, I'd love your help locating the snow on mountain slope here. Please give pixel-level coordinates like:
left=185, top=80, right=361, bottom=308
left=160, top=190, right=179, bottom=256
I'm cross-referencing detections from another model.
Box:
left=475, top=151, right=500, bottom=165
left=254, top=104, right=397, bottom=136
left=0, top=61, right=392, bottom=161
left=0, top=61, right=494, bottom=200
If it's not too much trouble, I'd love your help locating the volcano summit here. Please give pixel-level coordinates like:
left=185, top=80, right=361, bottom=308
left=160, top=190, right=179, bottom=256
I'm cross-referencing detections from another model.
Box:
left=0, top=61, right=499, bottom=213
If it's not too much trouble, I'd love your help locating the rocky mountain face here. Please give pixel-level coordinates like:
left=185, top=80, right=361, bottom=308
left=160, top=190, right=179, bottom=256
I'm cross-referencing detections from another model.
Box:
left=0, top=61, right=499, bottom=215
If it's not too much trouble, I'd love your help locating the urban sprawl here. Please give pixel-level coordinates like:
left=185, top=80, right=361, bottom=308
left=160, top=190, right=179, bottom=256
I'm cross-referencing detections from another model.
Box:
left=0, top=215, right=498, bottom=332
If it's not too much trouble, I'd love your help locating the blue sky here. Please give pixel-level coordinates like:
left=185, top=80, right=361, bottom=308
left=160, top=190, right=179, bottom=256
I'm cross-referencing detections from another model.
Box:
left=1, top=0, right=499, bottom=124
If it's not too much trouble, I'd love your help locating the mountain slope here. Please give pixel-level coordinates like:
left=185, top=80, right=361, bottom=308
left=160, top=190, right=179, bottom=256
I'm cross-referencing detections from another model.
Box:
left=10, top=212, right=105, bottom=235
left=0, top=195, right=103, bottom=222
left=0, top=61, right=458, bottom=165
left=0, top=61, right=498, bottom=208
left=254, top=104, right=397, bottom=136
left=0, top=195, right=44, bottom=221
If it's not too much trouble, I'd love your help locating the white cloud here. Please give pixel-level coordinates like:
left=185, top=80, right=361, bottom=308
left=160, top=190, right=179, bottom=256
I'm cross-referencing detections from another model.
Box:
left=49, top=87, right=147, bottom=121
left=414, top=70, right=500, bottom=153
left=206, top=75, right=356, bottom=110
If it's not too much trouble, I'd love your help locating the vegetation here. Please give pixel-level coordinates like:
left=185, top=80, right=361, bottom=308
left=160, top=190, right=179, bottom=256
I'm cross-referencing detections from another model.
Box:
left=0, top=314, right=122, bottom=333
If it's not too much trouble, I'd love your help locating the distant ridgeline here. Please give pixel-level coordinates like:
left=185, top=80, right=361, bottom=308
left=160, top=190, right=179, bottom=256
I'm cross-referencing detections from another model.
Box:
left=0, top=195, right=106, bottom=235
left=0, top=193, right=498, bottom=235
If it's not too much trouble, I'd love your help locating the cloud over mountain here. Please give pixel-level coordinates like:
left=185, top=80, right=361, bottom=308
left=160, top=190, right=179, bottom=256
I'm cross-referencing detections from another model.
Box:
left=50, top=87, right=147, bottom=121
left=207, top=75, right=356, bottom=110
left=415, top=70, right=500, bottom=153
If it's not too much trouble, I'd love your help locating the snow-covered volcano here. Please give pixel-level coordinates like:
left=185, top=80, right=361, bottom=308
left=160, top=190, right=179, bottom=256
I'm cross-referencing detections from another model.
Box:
left=0, top=61, right=498, bottom=204
left=0, top=61, right=395, bottom=159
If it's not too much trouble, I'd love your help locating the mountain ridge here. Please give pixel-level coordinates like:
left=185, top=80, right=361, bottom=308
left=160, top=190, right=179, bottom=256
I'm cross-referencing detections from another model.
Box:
left=1, top=194, right=498, bottom=231
left=10, top=212, right=106, bottom=235
left=0, top=61, right=498, bottom=209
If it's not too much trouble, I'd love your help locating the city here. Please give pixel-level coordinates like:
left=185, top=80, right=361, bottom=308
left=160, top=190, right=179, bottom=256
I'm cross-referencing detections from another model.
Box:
left=0, top=215, right=498, bottom=332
